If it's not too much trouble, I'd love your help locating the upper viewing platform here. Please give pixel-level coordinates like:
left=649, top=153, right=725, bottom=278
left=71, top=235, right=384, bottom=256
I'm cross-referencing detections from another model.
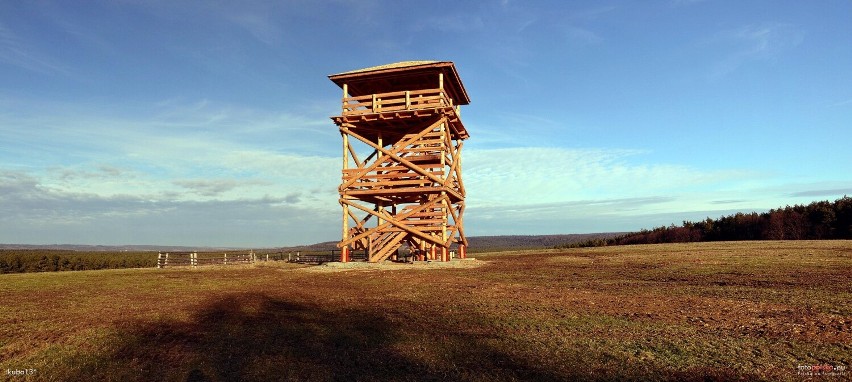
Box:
left=329, top=61, right=470, bottom=139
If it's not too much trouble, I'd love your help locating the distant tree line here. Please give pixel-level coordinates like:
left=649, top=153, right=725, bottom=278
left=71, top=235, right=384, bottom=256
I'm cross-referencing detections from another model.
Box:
left=559, top=196, right=852, bottom=248
left=0, top=250, right=157, bottom=274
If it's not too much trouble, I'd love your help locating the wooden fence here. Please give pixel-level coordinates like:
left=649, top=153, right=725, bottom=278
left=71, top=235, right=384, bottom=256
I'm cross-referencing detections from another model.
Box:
left=155, top=250, right=359, bottom=268
left=156, top=251, right=256, bottom=268
left=155, top=248, right=427, bottom=268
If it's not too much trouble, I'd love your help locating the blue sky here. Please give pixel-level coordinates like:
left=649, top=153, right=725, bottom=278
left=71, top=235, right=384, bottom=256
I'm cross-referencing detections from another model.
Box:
left=1, top=0, right=851, bottom=247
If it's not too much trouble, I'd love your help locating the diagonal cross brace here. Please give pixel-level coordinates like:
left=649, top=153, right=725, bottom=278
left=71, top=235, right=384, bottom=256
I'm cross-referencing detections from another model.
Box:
left=338, top=118, right=443, bottom=191
left=340, top=125, right=463, bottom=201
left=339, top=196, right=447, bottom=248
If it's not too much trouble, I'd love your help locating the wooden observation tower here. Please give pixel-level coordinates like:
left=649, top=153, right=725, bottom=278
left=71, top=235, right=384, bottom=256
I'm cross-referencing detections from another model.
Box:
left=329, top=61, right=470, bottom=263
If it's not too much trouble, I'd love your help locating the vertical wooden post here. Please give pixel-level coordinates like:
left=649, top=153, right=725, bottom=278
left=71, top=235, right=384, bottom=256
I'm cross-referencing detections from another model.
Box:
left=376, top=132, right=384, bottom=228
left=371, top=94, right=376, bottom=113
left=440, top=122, right=446, bottom=167
left=341, top=247, right=350, bottom=263
left=405, top=90, right=410, bottom=110
left=342, top=83, right=348, bottom=113
left=430, top=246, right=437, bottom=261
left=343, top=132, right=350, bottom=246
left=342, top=133, right=349, bottom=170
left=440, top=122, right=448, bottom=249
left=460, top=245, right=466, bottom=259
left=441, top=247, right=448, bottom=262
left=439, top=72, right=444, bottom=91
left=165, top=253, right=169, bottom=267
left=224, top=253, right=228, bottom=265
left=157, top=252, right=162, bottom=268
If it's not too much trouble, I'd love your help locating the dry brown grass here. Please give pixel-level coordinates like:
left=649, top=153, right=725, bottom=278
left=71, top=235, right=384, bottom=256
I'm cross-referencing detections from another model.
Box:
left=1, top=241, right=850, bottom=381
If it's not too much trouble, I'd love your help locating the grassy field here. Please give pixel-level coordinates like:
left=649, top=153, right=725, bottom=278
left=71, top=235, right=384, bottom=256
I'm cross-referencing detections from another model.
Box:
left=1, top=241, right=850, bottom=381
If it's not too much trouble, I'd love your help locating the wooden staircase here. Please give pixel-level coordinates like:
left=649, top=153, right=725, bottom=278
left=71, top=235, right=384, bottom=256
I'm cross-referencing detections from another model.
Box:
left=368, top=231, right=408, bottom=262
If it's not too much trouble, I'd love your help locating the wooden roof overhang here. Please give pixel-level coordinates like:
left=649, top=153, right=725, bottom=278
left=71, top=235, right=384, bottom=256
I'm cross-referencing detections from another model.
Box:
left=329, top=61, right=470, bottom=106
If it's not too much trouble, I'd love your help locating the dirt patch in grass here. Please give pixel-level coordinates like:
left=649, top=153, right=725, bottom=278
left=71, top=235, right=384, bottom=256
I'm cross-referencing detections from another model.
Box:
left=1, top=241, right=850, bottom=381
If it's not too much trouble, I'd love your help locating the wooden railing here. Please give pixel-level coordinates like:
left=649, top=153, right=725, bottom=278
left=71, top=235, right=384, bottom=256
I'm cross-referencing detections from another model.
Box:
left=342, top=88, right=456, bottom=116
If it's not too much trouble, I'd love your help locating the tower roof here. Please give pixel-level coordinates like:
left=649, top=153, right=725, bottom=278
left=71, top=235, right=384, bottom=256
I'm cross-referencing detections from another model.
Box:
left=329, top=61, right=470, bottom=105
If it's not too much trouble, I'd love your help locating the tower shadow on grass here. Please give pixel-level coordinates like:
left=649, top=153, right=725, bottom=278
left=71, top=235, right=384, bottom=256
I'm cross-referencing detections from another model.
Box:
left=70, top=295, right=408, bottom=381
left=61, top=293, right=566, bottom=382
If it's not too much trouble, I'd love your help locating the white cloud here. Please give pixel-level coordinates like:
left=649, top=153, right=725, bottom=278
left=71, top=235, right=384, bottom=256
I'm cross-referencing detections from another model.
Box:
left=459, top=146, right=767, bottom=235
left=464, top=147, right=748, bottom=207
left=0, top=97, right=340, bottom=209
left=0, top=169, right=336, bottom=246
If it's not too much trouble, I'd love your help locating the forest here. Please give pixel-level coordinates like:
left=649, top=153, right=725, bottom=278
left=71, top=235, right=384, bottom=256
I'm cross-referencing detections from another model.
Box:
left=0, top=250, right=156, bottom=274
left=561, top=196, right=852, bottom=248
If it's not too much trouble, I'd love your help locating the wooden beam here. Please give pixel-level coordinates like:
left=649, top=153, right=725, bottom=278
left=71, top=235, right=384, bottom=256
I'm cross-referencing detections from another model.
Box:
left=443, top=141, right=462, bottom=188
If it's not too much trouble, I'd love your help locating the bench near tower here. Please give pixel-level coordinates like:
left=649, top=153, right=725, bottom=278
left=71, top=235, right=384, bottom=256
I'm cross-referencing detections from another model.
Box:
left=329, top=61, right=470, bottom=262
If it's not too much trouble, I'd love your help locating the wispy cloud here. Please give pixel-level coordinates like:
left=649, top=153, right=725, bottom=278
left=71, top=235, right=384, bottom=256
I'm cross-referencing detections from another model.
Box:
left=0, top=22, right=68, bottom=74
left=563, top=26, right=603, bottom=47
left=465, top=199, right=755, bottom=236
left=790, top=188, right=852, bottom=198
left=708, top=22, right=805, bottom=79
left=827, top=98, right=852, bottom=108
left=464, top=147, right=750, bottom=209
left=173, top=178, right=273, bottom=197
left=225, top=11, right=282, bottom=45
left=567, top=6, right=617, bottom=20
left=0, top=170, right=336, bottom=246
left=671, top=0, right=709, bottom=7
left=710, top=199, right=747, bottom=205
left=0, top=96, right=339, bottom=204
left=413, top=14, right=485, bottom=33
